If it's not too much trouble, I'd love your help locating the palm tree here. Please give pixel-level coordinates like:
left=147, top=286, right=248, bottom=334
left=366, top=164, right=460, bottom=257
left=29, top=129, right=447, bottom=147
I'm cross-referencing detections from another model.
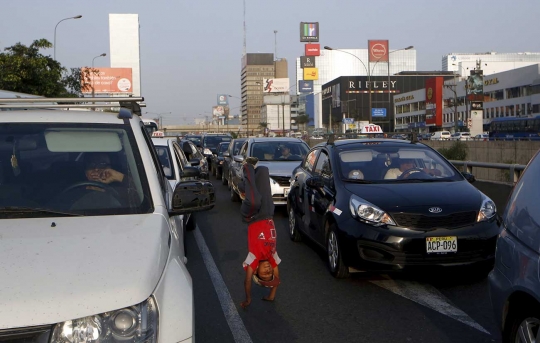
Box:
left=259, top=122, right=268, bottom=136
left=295, top=115, right=310, bottom=132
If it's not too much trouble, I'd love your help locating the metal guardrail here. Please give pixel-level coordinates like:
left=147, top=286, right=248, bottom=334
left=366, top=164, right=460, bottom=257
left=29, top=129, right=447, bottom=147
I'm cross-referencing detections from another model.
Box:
left=449, top=160, right=527, bottom=183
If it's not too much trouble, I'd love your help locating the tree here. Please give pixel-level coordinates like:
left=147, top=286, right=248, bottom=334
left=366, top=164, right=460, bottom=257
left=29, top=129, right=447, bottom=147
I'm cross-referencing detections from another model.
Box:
left=63, top=67, right=97, bottom=98
left=0, top=39, right=69, bottom=97
left=295, top=114, right=310, bottom=131
left=259, top=122, right=268, bottom=137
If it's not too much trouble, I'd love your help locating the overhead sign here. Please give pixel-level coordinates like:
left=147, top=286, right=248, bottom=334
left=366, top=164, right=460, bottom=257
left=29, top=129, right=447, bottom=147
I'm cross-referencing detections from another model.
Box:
left=368, top=40, right=389, bottom=62
left=342, top=118, right=354, bottom=124
left=425, top=77, right=443, bottom=127
left=305, top=44, right=320, bottom=56
left=81, top=67, right=133, bottom=94
left=217, top=94, right=228, bottom=106
left=471, top=101, right=483, bottom=110
left=212, top=106, right=225, bottom=116
left=371, top=108, right=387, bottom=117
left=467, top=69, right=484, bottom=101
left=361, top=124, right=383, bottom=134
left=263, top=78, right=290, bottom=93
left=298, top=80, right=314, bottom=93
left=300, top=22, right=319, bottom=42
left=300, top=56, right=316, bottom=68
left=303, top=68, right=319, bottom=81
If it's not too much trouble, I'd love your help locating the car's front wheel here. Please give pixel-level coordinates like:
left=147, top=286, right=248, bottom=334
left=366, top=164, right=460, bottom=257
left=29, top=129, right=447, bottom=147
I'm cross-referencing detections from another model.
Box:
left=504, top=304, right=540, bottom=343
left=288, top=202, right=302, bottom=242
left=326, top=223, right=349, bottom=279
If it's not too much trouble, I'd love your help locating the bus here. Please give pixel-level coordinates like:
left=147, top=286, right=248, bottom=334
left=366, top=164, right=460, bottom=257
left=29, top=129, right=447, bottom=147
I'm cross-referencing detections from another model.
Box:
left=142, top=118, right=159, bottom=135
left=488, top=116, right=540, bottom=140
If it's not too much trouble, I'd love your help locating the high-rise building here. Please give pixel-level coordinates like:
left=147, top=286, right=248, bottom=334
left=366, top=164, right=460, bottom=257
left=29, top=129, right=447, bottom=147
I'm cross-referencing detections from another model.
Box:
left=296, top=49, right=416, bottom=129
left=241, top=53, right=275, bottom=133
left=109, top=14, right=141, bottom=96
left=442, top=52, right=540, bottom=77
left=274, top=59, right=288, bottom=79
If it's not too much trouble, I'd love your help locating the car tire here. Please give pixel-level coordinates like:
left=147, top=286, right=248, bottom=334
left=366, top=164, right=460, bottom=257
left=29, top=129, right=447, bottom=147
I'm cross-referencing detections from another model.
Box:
left=288, top=201, right=302, bottom=242
left=504, top=303, right=540, bottom=343
left=222, top=169, right=228, bottom=185
left=186, top=214, right=196, bottom=231
left=230, top=184, right=240, bottom=202
left=326, top=223, right=349, bottom=279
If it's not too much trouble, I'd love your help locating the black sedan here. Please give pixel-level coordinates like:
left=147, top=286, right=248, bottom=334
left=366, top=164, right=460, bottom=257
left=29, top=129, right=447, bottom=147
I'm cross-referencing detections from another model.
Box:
left=210, top=142, right=230, bottom=180
left=287, top=138, right=500, bottom=278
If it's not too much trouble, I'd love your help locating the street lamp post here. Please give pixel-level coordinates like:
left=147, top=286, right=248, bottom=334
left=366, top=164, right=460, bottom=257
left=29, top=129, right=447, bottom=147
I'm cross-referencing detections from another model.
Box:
left=91, top=53, right=107, bottom=105
left=54, top=15, right=82, bottom=60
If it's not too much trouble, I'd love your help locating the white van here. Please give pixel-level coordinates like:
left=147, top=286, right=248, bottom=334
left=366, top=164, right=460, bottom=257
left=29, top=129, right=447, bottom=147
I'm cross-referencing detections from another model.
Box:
left=431, top=131, right=451, bottom=141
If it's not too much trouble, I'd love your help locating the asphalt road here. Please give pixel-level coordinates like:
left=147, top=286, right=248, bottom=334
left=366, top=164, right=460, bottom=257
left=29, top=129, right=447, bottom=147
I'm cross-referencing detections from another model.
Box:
left=186, top=176, right=502, bottom=343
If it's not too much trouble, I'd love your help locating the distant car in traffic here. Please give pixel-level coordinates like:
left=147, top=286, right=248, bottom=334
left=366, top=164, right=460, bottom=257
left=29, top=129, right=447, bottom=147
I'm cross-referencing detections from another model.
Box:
left=229, top=137, right=310, bottom=205
left=287, top=138, right=499, bottom=278
left=489, top=149, right=540, bottom=342
left=201, top=133, right=232, bottom=166
left=178, top=138, right=210, bottom=180
left=473, top=134, right=489, bottom=141
left=431, top=131, right=451, bottom=140
left=222, top=138, right=247, bottom=186
left=450, top=132, right=472, bottom=141
left=210, top=141, right=230, bottom=180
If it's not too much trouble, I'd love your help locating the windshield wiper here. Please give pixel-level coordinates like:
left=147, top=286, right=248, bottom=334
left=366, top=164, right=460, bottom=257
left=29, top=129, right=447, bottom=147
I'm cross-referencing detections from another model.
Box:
left=345, top=179, right=375, bottom=184
left=388, top=178, right=449, bottom=183
left=0, top=207, right=82, bottom=216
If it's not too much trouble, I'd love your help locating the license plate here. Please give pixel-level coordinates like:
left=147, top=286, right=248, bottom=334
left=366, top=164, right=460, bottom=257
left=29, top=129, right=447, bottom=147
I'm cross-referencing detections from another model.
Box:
left=283, top=188, right=289, bottom=197
left=426, top=236, right=457, bottom=254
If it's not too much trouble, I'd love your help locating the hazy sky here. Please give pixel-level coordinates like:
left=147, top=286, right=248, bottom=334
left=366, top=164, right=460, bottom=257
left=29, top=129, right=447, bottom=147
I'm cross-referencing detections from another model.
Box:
left=1, top=0, right=538, bottom=125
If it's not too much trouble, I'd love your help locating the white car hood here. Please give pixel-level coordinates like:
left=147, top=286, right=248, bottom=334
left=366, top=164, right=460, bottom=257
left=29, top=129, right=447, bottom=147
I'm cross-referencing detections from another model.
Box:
left=0, top=214, right=170, bottom=329
left=257, top=161, right=302, bottom=177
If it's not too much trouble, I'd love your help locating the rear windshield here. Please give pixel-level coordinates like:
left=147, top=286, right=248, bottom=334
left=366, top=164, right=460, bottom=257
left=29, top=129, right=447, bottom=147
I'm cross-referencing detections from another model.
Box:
left=204, top=136, right=231, bottom=147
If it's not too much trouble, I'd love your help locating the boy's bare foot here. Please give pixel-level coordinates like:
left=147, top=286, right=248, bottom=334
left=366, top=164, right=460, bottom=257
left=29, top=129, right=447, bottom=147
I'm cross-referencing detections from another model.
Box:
left=262, top=296, right=275, bottom=302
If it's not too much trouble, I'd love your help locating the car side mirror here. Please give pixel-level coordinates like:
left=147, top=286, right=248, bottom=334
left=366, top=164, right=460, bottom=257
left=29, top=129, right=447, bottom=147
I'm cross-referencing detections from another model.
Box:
left=306, top=176, right=324, bottom=188
left=180, top=166, right=200, bottom=178
left=223, top=151, right=230, bottom=157
left=462, top=172, right=476, bottom=183
left=170, top=180, right=215, bottom=216
left=233, top=155, right=244, bottom=163
left=190, top=158, right=201, bottom=166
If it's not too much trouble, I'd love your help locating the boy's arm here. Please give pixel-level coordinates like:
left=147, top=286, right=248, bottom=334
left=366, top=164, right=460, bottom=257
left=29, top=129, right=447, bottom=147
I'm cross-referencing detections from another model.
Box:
left=240, top=265, right=254, bottom=308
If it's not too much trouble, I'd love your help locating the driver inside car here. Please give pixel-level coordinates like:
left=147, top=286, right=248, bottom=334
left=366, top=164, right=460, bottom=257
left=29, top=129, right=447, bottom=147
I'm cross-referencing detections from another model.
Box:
left=384, top=158, right=441, bottom=179
left=62, top=153, right=139, bottom=210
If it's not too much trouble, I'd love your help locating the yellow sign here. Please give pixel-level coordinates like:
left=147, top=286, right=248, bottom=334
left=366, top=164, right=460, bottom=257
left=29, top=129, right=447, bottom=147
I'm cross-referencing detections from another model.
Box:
left=395, top=95, right=414, bottom=103
left=303, top=68, right=319, bottom=81
left=484, top=78, right=499, bottom=86
left=427, top=87, right=433, bottom=100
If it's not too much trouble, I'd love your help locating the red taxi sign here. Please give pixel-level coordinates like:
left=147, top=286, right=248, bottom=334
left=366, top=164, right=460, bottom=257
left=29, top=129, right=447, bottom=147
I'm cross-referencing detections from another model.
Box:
left=361, top=124, right=383, bottom=134
left=152, top=131, right=165, bottom=137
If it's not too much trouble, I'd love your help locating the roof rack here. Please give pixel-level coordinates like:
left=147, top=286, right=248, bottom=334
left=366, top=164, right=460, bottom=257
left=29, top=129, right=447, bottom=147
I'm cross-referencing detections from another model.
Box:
left=0, top=97, right=146, bottom=115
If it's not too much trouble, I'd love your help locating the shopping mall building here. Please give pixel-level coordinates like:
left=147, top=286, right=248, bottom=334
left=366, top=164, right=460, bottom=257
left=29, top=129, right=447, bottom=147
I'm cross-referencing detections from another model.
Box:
left=393, top=64, right=540, bottom=133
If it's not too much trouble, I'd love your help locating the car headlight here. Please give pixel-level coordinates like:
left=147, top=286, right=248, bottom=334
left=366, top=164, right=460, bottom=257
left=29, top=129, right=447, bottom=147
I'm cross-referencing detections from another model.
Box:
left=349, top=195, right=395, bottom=226
left=477, top=193, right=496, bottom=222
left=51, top=297, right=158, bottom=343
left=204, top=148, right=212, bottom=155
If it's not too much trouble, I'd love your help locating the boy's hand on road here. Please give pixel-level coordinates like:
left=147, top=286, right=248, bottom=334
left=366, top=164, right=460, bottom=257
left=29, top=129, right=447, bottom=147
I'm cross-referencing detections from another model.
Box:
left=240, top=299, right=251, bottom=309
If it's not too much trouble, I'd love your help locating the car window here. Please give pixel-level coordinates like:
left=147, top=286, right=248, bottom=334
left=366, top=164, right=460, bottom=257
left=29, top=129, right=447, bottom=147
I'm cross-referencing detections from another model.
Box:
left=250, top=141, right=309, bottom=161
left=232, top=140, right=246, bottom=155
left=337, top=143, right=460, bottom=182
left=303, top=149, right=319, bottom=173
left=239, top=142, right=248, bottom=157
left=172, top=142, right=188, bottom=167
left=204, top=136, right=231, bottom=148
left=314, top=151, right=332, bottom=179
left=155, top=145, right=175, bottom=180
left=0, top=122, right=153, bottom=217
left=504, top=151, right=540, bottom=251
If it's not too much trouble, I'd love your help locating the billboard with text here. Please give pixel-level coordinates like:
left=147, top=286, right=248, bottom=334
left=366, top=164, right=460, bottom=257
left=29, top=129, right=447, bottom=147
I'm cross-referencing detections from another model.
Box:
left=425, top=77, right=443, bottom=126
left=298, top=80, right=314, bottom=93
left=305, top=44, right=320, bottom=56
left=263, top=78, right=290, bottom=93
left=300, top=22, right=319, bottom=42
left=303, top=68, right=319, bottom=81
left=368, top=40, right=389, bottom=62
left=81, top=67, right=133, bottom=94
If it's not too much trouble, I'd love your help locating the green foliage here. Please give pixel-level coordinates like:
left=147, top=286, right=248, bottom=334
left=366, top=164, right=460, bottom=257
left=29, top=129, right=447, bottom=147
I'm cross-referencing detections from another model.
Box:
left=0, top=39, right=69, bottom=97
left=259, top=122, right=268, bottom=128
left=437, top=141, right=468, bottom=161
left=229, top=131, right=238, bottom=139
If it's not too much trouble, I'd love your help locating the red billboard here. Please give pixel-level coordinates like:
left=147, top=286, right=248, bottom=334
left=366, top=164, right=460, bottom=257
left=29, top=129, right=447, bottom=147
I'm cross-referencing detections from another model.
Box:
left=425, top=77, right=443, bottom=126
left=368, top=40, right=389, bottom=62
left=305, top=44, right=320, bottom=56
left=81, top=67, right=133, bottom=94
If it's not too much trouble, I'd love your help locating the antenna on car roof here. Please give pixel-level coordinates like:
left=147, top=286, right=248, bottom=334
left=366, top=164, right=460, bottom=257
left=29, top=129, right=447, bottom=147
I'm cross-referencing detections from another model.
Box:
left=327, top=134, right=335, bottom=145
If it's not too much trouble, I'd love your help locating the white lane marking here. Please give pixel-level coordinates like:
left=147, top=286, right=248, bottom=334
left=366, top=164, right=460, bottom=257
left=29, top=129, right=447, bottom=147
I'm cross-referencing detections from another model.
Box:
left=370, top=278, right=490, bottom=335
left=194, top=226, right=253, bottom=343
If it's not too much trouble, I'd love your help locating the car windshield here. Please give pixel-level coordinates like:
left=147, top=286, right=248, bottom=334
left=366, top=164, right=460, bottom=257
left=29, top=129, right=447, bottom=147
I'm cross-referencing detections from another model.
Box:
left=337, top=143, right=461, bottom=183
left=155, top=146, right=174, bottom=180
left=232, top=139, right=246, bottom=155
left=204, top=136, right=231, bottom=148
left=0, top=123, right=152, bottom=217
left=250, top=141, right=309, bottom=161
left=218, top=143, right=230, bottom=156
left=185, top=136, right=201, bottom=146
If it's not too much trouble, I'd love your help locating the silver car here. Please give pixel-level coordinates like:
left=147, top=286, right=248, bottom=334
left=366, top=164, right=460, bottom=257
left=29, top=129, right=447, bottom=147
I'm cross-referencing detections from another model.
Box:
left=229, top=137, right=310, bottom=205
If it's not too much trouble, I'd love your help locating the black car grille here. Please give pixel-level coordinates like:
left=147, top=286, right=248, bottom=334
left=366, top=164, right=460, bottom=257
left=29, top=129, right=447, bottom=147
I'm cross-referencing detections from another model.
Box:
left=0, top=325, right=52, bottom=343
left=270, top=175, right=291, bottom=187
left=391, top=211, right=477, bottom=230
